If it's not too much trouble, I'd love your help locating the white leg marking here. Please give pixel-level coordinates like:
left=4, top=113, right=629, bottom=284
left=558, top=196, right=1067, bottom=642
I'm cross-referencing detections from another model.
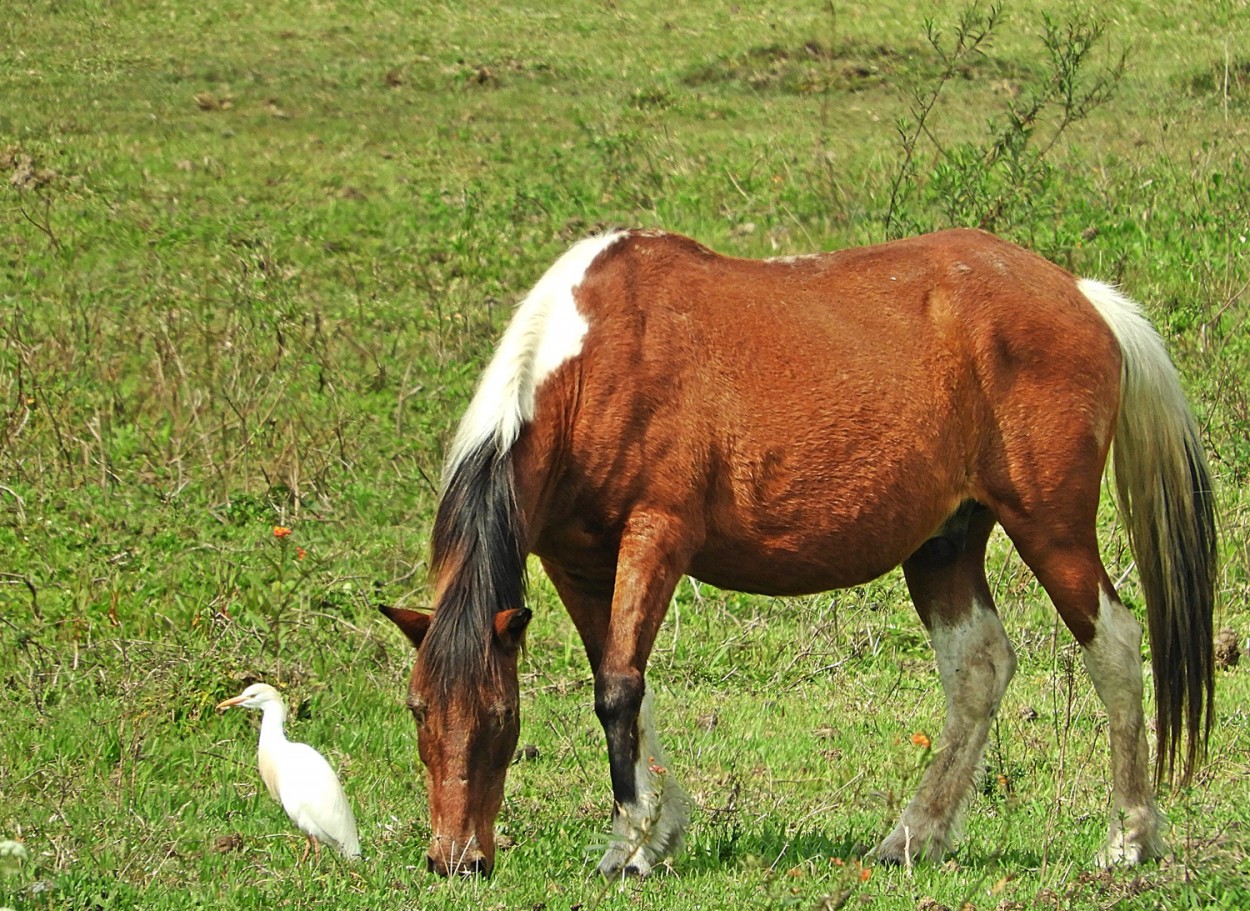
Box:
left=598, top=690, right=689, bottom=877
left=877, top=602, right=1016, bottom=864
left=1083, top=589, right=1166, bottom=866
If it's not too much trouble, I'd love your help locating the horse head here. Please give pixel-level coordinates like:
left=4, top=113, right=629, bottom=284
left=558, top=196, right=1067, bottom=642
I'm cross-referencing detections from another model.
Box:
left=381, top=604, right=531, bottom=877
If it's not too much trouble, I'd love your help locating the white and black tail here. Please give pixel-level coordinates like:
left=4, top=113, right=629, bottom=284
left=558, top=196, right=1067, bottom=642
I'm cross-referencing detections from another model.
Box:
left=1081, top=279, right=1218, bottom=784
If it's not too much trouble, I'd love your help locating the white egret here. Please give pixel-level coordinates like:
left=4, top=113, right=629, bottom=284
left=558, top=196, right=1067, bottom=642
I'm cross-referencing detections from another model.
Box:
left=217, top=683, right=362, bottom=861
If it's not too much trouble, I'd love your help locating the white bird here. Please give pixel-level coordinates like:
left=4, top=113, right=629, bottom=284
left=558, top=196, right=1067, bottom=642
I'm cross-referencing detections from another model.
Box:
left=217, top=683, right=362, bottom=861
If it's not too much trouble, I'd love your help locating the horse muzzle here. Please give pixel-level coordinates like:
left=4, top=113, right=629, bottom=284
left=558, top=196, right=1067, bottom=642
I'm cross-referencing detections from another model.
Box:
left=426, top=837, right=493, bottom=877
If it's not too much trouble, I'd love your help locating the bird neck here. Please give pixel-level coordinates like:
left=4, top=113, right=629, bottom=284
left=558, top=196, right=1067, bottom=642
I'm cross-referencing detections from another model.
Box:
left=257, top=701, right=289, bottom=747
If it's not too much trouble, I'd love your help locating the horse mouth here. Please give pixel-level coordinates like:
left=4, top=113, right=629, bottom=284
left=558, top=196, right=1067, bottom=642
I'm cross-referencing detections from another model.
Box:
left=426, top=841, right=492, bottom=878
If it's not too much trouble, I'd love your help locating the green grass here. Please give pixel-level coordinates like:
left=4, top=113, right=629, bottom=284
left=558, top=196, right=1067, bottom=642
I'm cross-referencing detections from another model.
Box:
left=3, top=0, right=1250, bottom=908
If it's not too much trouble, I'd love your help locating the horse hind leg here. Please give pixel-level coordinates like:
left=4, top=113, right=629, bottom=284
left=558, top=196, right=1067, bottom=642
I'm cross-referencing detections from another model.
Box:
left=877, top=504, right=1017, bottom=865
left=1083, top=589, right=1167, bottom=865
left=1000, top=514, right=1166, bottom=865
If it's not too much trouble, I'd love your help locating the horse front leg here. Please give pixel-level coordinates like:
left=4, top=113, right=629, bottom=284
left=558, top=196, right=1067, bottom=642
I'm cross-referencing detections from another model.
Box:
left=594, top=682, right=689, bottom=877
left=546, top=560, right=682, bottom=875
left=587, top=511, right=696, bottom=877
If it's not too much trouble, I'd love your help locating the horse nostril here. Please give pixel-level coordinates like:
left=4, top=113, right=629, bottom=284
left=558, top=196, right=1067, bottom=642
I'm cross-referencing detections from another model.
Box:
left=426, top=837, right=491, bottom=877
left=455, top=857, right=489, bottom=878
left=427, top=850, right=490, bottom=877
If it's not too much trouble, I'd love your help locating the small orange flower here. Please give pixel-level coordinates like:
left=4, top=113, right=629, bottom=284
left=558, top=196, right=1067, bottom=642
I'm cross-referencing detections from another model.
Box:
left=273, top=526, right=292, bottom=539
left=296, top=547, right=306, bottom=561
left=831, top=857, right=845, bottom=867
left=859, top=866, right=872, bottom=882
left=911, top=732, right=932, bottom=749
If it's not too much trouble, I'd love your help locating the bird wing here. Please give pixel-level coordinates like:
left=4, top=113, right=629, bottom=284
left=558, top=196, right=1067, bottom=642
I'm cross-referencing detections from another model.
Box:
left=274, top=742, right=362, bottom=859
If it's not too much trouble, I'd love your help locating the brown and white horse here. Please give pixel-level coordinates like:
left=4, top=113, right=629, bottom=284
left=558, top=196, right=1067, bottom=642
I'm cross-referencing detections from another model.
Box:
left=382, top=228, right=1216, bottom=878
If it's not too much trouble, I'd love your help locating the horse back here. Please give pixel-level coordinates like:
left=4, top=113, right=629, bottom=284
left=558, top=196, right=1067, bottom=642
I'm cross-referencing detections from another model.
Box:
left=511, top=229, right=1122, bottom=594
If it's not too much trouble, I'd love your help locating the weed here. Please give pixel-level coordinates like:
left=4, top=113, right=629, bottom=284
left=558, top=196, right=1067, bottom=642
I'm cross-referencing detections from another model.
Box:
left=883, top=5, right=1126, bottom=244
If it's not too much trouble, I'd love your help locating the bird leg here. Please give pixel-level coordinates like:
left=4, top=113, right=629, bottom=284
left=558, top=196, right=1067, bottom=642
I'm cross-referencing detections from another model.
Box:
left=300, top=835, right=322, bottom=865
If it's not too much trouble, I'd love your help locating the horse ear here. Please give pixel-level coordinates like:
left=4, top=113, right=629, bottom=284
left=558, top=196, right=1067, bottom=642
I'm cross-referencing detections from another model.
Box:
left=379, top=605, right=432, bottom=650
left=493, top=607, right=532, bottom=653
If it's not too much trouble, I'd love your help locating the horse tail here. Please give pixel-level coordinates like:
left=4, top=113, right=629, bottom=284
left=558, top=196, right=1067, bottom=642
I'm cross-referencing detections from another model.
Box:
left=423, top=232, right=627, bottom=692
left=1080, top=278, right=1218, bottom=785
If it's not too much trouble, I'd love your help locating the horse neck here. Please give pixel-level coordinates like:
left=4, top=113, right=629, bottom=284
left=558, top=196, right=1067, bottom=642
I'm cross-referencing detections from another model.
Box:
left=425, top=440, right=527, bottom=697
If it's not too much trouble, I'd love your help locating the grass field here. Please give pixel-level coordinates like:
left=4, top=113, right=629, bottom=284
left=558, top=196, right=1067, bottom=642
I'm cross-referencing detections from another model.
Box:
left=3, top=1, right=1250, bottom=908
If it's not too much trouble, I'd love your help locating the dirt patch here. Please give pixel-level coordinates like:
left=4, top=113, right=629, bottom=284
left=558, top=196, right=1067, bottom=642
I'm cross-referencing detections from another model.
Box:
left=683, top=40, right=901, bottom=94
left=1180, top=57, right=1250, bottom=108
left=682, top=39, right=1032, bottom=96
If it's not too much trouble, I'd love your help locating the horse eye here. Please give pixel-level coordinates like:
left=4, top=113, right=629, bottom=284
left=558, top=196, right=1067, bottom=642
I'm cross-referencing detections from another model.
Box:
left=491, top=703, right=517, bottom=730
left=407, top=696, right=428, bottom=726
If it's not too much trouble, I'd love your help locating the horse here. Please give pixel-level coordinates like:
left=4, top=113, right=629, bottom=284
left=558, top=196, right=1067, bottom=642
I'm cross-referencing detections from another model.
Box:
left=381, top=227, right=1216, bottom=878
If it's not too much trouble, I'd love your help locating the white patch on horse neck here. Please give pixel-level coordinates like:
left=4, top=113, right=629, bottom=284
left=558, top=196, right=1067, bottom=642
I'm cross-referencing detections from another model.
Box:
left=1081, top=589, right=1145, bottom=723
left=445, top=231, right=627, bottom=479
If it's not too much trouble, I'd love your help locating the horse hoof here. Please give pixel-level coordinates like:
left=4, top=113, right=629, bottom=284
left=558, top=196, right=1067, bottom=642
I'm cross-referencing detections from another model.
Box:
left=1096, top=840, right=1165, bottom=868
left=874, top=825, right=950, bottom=867
left=1096, top=844, right=1141, bottom=867
left=1096, top=817, right=1168, bottom=868
left=624, top=856, right=653, bottom=878
left=597, top=847, right=653, bottom=879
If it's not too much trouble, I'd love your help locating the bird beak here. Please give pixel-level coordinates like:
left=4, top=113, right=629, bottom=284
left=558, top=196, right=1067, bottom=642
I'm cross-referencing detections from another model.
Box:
left=216, top=695, right=246, bottom=712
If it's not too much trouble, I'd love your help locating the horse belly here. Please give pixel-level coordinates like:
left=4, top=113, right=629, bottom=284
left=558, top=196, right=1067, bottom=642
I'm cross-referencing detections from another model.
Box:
left=688, top=508, right=931, bottom=597
left=684, top=414, right=966, bottom=595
